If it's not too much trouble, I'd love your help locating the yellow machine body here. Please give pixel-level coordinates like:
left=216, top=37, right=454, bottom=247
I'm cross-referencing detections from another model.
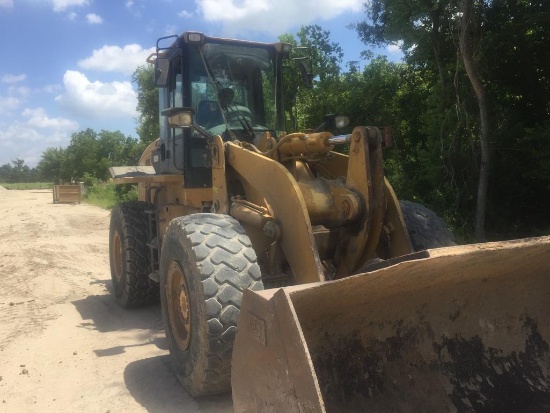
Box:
left=108, top=31, right=550, bottom=412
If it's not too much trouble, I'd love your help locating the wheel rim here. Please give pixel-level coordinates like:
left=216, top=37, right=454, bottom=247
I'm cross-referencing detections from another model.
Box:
left=166, top=260, right=192, bottom=351
left=112, top=231, right=123, bottom=283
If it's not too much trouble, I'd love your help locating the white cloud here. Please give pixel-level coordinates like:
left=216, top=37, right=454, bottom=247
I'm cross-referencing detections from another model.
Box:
left=0, top=0, right=14, bottom=8
left=0, top=74, right=28, bottom=113
left=0, top=96, right=21, bottom=112
left=2, top=74, right=27, bottom=84
left=52, top=0, right=89, bottom=12
left=0, top=123, right=41, bottom=145
left=67, top=12, right=78, bottom=20
left=8, top=85, right=31, bottom=99
left=86, top=13, right=103, bottom=24
left=125, top=0, right=143, bottom=17
left=387, top=41, right=403, bottom=53
left=164, top=24, right=177, bottom=36
left=200, top=0, right=270, bottom=21
left=196, top=0, right=363, bottom=35
left=22, top=107, right=79, bottom=130
left=78, top=44, right=155, bottom=75
left=387, top=45, right=400, bottom=53
left=55, top=70, right=137, bottom=119
left=178, top=10, right=192, bottom=18
left=43, top=84, right=63, bottom=94
left=0, top=108, right=79, bottom=167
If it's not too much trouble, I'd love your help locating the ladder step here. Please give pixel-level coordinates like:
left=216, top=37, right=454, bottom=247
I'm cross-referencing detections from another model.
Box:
left=147, top=237, right=158, bottom=249
left=148, top=271, right=160, bottom=283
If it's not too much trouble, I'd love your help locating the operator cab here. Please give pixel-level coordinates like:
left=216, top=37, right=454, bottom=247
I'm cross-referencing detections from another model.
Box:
left=151, top=31, right=290, bottom=188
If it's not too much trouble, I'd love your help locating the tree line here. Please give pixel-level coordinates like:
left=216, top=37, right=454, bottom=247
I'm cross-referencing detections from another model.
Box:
left=38, top=129, right=144, bottom=184
left=0, top=129, right=144, bottom=185
left=0, top=159, right=41, bottom=183
left=7, top=0, right=549, bottom=242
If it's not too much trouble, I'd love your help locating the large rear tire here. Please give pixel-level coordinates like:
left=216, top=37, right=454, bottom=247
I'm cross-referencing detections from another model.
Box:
left=109, top=201, right=159, bottom=308
left=160, top=213, right=263, bottom=396
left=399, top=200, right=455, bottom=251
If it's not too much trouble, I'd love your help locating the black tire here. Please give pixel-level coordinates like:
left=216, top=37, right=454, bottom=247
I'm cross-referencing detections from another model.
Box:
left=160, top=213, right=263, bottom=396
left=109, top=201, right=159, bottom=308
left=399, top=200, right=455, bottom=251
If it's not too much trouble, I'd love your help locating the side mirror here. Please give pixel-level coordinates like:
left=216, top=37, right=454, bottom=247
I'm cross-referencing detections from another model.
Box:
left=333, top=115, right=349, bottom=129
left=155, top=57, right=170, bottom=87
left=315, top=114, right=350, bottom=132
left=297, top=60, right=313, bottom=89
left=292, top=47, right=313, bottom=89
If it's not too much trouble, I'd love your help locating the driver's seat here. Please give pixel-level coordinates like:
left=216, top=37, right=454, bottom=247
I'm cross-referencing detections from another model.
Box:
left=196, top=100, right=222, bottom=128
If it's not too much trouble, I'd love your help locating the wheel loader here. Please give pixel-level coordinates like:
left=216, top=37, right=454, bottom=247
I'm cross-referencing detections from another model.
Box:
left=109, top=31, right=550, bottom=412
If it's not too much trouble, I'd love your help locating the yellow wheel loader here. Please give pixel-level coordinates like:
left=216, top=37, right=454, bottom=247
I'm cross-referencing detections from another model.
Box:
left=109, top=32, right=550, bottom=412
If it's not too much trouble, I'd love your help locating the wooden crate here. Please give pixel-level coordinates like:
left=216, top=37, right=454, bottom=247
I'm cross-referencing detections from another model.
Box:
left=53, top=184, right=81, bottom=204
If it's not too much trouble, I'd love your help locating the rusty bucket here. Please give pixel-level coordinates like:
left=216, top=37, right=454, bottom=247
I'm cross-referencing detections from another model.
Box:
left=232, top=237, right=550, bottom=412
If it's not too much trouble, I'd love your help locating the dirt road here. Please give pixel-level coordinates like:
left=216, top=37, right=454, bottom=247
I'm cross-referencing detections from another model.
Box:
left=0, top=188, right=232, bottom=413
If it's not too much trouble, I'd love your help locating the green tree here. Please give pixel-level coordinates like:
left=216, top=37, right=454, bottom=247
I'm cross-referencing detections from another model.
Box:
left=96, top=130, right=144, bottom=180
left=12, top=159, right=30, bottom=182
left=481, top=0, right=550, bottom=238
left=353, top=0, right=481, bottom=234
left=280, top=25, right=347, bottom=131
left=39, top=129, right=142, bottom=182
left=133, top=65, right=159, bottom=145
left=353, top=0, right=550, bottom=240
left=38, top=148, right=67, bottom=183
left=0, top=159, right=40, bottom=183
left=0, top=163, right=13, bottom=182
left=458, top=0, right=491, bottom=241
left=64, top=129, right=101, bottom=180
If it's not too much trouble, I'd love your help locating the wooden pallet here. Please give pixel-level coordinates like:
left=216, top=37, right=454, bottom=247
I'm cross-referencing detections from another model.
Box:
left=53, top=185, right=81, bottom=204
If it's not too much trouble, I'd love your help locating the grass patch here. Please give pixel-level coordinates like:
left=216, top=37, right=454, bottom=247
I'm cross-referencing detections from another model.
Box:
left=0, top=182, right=53, bottom=190
left=84, top=183, right=138, bottom=209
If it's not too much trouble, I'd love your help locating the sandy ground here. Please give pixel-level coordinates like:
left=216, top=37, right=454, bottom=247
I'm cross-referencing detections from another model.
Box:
left=0, top=187, right=232, bottom=413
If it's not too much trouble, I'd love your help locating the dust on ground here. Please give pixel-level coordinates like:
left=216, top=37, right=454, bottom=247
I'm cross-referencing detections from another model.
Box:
left=0, top=187, right=232, bottom=413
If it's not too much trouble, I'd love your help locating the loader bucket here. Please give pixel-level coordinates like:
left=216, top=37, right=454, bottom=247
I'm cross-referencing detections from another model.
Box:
left=232, top=236, right=550, bottom=413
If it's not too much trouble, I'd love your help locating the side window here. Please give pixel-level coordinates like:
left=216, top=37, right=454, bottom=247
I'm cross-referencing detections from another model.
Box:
left=192, top=79, right=220, bottom=128
left=171, top=73, right=183, bottom=107
left=158, top=88, right=167, bottom=145
left=168, top=62, right=184, bottom=170
left=261, top=70, right=276, bottom=128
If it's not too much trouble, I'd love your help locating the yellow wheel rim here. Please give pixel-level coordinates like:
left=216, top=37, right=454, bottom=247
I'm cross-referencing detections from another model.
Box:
left=167, top=260, right=192, bottom=350
left=112, top=231, right=123, bottom=283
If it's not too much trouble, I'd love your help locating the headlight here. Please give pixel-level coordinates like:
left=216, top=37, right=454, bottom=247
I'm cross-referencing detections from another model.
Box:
left=162, top=107, right=195, bottom=128
left=184, top=32, right=204, bottom=44
left=335, top=116, right=350, bottom=129
left=169, top=112, right=193, bottom=128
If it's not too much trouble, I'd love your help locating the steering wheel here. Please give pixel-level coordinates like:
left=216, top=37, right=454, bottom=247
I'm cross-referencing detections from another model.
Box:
left=218, top=88, right=234, bottom=108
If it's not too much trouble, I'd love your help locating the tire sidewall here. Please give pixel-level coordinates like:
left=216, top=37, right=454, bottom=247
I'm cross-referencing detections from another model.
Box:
left=159, top=220, right=209, bottom=396
left=399, top=200, right=455, bottom=250
left=109, top=201, right=157, bottom=308
left=109, top=205, right=129, bottom=303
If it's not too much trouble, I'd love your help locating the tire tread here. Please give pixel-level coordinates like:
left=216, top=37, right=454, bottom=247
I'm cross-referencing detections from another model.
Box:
left=399, top=200, right=455, bottom=251
left=163, top=213, right=263, bottom=394
left=110, top=201, right=158, bottom=307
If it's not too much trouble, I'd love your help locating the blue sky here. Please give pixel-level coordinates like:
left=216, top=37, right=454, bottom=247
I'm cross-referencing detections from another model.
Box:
left=0, top=0, right=402, bottom=167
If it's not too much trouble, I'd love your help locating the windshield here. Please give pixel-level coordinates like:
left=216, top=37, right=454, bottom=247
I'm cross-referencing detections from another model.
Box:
left=189, top=42, right=277, bottom=141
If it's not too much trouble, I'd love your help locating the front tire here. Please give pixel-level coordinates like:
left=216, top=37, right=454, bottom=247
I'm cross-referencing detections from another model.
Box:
left=109, top=201, right=159, bottom=308
left=160, top=213, right=263, bottom=396
left=399, top=200, right=455, bottom=251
